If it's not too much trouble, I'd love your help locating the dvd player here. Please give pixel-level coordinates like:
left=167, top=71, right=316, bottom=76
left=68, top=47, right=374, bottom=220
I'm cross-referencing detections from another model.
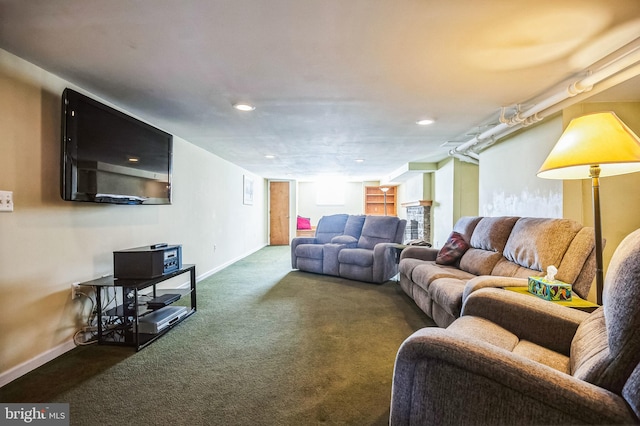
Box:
left=147, top=293, right=181, bottom=309
left=138, top=305, right=189, bottom=334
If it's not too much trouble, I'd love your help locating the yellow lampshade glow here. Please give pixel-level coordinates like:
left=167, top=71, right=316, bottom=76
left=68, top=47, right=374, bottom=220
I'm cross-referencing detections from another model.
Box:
left=537, top=112, right=640, bottom=180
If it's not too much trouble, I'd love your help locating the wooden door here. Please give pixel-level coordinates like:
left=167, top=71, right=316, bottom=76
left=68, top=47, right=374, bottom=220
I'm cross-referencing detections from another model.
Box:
left=269, top=181, right=290, bottom=245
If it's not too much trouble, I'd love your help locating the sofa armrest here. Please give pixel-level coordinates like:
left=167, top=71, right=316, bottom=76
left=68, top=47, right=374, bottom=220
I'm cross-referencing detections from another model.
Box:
left=323, top=243, right=347, bottom=276
left=290, top=237, right=318, bottom=268
left=462, top=275, right=528, bottom=302
left=372, top=243, right=401, bottom=283
left=399, top=246, right=439, bottom=262
left=291, top=237, right=318, bottom=245
left=330, top=235, right=358, bottom=247
left=391, top=327, right=634, bottom=426
left=461, top=287, right=589, bottom=355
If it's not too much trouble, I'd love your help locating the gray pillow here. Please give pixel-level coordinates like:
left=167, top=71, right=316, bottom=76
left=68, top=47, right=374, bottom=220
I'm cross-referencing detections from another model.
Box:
left=344, top=215, right=366, bottom=238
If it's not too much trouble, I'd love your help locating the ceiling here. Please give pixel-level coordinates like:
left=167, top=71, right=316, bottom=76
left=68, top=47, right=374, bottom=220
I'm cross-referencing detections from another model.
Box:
left=1, top=0, right=640, bottom=182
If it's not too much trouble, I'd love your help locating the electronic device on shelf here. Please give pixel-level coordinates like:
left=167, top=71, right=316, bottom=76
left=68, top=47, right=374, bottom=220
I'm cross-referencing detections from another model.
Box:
left=147, top=293, right=181, bottom=309
left=138, top=305, right=189, bottom=334
left=60, top=88, right=173, bottom=205
left=114, top=244, right=182, bottom=279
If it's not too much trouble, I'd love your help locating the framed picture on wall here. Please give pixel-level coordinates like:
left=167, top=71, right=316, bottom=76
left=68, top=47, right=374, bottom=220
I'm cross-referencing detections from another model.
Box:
left=243, top=175, right=254, bottom=205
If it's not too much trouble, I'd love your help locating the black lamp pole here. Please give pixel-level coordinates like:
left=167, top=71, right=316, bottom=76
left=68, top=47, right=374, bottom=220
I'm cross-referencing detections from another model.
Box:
left=590, top=165, right=604, bottom=306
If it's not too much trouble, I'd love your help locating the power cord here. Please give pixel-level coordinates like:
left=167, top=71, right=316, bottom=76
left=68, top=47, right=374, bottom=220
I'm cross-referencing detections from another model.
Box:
left=73, top=289, right=98, bottom=346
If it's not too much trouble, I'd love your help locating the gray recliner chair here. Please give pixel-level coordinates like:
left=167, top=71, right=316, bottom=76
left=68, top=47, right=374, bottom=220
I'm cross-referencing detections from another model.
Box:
left=338, top=215, right=406, bottom=284
left=390, top=227, right=640, bottom=425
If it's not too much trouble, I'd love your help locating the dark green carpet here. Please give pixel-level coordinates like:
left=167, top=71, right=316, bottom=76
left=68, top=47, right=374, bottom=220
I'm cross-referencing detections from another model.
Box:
left=0, top=246, right=434, bottom=425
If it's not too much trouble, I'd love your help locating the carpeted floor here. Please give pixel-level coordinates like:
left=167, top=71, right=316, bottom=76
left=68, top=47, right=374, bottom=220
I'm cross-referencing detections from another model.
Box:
left=0, top=246, right=434, bottom=425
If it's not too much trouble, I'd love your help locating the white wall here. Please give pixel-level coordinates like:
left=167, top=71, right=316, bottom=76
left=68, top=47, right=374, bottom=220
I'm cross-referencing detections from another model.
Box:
left=396, top=173, right=432, bottom=220
left=432, top=159, right=455, bottom=248
left=479, top=116, right=563, bottom=218
left=296, top=181, right=364, bottom=225
left=0, top=49, right=267, bottom=385
left=431, top=158, right=479, bottom=248
left=453, top=159, right=479, bottom=219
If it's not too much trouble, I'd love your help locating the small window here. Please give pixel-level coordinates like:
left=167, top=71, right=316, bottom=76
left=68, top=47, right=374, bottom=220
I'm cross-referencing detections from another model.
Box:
left=316, top=180, right=345, bottom=205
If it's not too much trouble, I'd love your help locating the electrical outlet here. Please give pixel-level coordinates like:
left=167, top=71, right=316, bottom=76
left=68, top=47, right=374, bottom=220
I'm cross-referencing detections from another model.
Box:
left=71, top=282, right=80, bottom=299
left=0, top=190, right=13, bottom=212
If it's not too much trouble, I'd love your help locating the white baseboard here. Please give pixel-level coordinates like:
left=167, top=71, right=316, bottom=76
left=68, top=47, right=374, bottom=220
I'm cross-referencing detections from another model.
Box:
left=0, top=339, right=77, bottom=388
left=0, top=243, right=268, bottom=388
left=197, top=243, right=267, bottom=281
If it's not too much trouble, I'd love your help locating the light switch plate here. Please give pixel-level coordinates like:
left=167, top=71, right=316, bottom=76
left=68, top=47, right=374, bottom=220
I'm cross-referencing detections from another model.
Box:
left=0, top=190, right=14, bottom=212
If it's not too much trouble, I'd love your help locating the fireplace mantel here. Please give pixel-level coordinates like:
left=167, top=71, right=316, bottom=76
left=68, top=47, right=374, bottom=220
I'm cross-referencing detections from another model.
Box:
left=401, top=200, right=432, bottom=207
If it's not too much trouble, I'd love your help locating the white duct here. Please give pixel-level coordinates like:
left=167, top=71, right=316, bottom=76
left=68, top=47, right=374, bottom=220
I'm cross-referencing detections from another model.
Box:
left=450, top=44, right=640, bottom=158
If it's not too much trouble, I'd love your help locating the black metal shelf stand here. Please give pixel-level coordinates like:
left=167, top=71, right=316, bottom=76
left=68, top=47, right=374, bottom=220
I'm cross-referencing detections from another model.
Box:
left=82, top=264, right=196, bottom=351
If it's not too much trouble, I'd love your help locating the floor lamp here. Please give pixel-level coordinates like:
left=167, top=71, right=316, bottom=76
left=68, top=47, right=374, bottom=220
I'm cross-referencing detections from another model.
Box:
left=381, top=187, right=390, bottom=216
left=537, top=111, right=640, bottom=305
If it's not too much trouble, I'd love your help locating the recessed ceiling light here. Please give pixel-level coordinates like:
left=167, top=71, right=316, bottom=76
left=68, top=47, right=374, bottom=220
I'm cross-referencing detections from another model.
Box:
left=265, top=154, right=275, bottom=159
left=416, top=118, right=435, bottom=126
left=127, top=156, right=139, bottom=163
left=355, top=159, right=365, bottom=163
left=234, top=103, right=255, bottom=111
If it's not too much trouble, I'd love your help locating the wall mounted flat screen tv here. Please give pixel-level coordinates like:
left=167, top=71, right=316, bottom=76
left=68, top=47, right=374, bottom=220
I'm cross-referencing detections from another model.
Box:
left=61, top=88, right=173, bottom=205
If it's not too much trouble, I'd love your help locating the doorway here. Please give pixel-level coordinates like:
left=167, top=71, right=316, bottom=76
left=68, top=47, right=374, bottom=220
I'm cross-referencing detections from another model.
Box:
left=269, top=181, right=290, bottom=245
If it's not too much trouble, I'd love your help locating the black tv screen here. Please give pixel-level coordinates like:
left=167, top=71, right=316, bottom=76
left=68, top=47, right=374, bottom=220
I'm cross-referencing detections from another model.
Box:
left=61, top=88, right=173, bottom=205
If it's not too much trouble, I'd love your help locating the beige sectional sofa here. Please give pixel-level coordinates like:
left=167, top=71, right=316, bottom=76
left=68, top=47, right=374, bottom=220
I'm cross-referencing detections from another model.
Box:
left=398, top=216, right=597, bottom=327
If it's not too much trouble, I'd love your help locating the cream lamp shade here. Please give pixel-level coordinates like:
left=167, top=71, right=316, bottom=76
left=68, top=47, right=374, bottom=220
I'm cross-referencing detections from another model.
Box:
left=537, top=111, right=640, bottom=179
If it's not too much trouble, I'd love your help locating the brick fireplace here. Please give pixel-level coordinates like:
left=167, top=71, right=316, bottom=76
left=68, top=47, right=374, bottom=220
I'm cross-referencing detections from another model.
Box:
left=402, top=200, right=432, bottom=244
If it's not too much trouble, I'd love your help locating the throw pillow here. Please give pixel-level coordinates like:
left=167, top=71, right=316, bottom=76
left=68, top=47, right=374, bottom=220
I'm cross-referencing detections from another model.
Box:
left=436, top=232, right=470, bottom=265
left=297, top=215, right=311, bottom=230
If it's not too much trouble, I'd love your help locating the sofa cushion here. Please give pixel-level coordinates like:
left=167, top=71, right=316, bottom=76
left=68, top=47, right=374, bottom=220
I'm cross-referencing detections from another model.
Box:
left=399, top=257, right=429, bottom=279
left=557, top=227, right=595, bottom=296
left=459, top=249, right=503, bottom=276
left=514, top=340, right=571, bottom=372
left=315, top=213, right=349, bottom=244
left=357, top=216, right=400, bottom=249
left=502, top=218, right=582, bottom=274
left=338, top=248, right=374, bottom=267
left=412, top=262, right=476, bottom=292
left=452, top=216, right=483, bottom=243
left=448, top=316, right=519, bottom=351
left=449, top=317, right=570, bottom=372
left=490, top=257, right=539, bottom=279
left=436, top=232, right=470, bottom=265
left=344, top=215, right=366, bottom=239
left=470, top=216, right=519, bottom=252
left=571, top=309, right=608, bottom=381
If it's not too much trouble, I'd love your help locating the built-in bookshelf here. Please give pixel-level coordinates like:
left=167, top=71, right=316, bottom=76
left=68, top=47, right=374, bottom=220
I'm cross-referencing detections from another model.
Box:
left=364, top=186, right=396, bottom=216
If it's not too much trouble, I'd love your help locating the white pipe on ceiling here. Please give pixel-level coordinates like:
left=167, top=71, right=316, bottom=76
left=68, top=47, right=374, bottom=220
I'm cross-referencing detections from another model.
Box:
left=449, top=45, right=640, bottom=160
